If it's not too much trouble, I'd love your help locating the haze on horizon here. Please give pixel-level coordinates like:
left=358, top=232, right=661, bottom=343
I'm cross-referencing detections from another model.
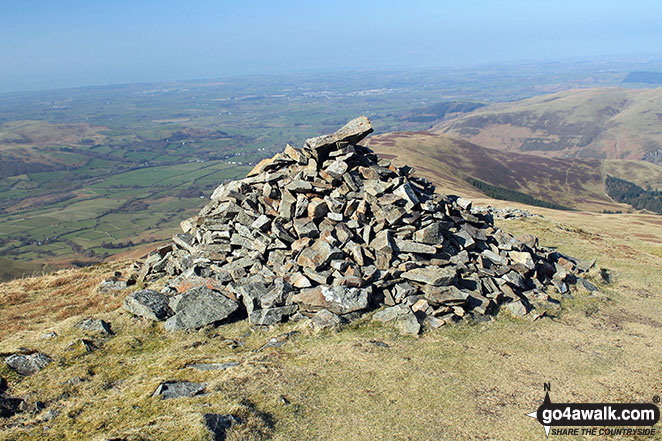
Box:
left=2, top=0, right=662, bottom=93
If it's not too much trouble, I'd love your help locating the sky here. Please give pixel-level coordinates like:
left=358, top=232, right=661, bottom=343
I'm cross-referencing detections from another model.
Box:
left=2, top=0, right=662, bottom=92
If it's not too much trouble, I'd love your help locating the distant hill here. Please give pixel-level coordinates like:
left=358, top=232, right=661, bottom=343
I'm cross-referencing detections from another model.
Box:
left=403, top=101, right=486, bottom=123
left=365, top=131, right=627, bottom=212
left=623, top=71, right=662, bottom=84
left=432, top=88, right=662, bottom=163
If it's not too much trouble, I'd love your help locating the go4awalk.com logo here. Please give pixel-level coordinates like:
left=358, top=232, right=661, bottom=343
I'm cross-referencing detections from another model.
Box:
left=526, top=384, right=660, bottom=437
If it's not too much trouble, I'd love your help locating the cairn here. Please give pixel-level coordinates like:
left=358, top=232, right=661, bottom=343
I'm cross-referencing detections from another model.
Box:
left=125, top=117, right=597, bottom=333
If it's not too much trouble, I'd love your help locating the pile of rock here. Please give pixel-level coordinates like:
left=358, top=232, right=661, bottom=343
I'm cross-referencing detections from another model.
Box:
left=473, top=206, right=544, bottom=220
left=127, top=117, right=596, bottom=334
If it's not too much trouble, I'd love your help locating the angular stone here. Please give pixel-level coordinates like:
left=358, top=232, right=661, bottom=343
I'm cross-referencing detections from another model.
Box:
left=172, top=233, right=196, bottom=253
left=369, top=230, right=394, bottom=253
left=452, top=230, right=475, bottom=250
left=152, top=381, right=206, bottom=399
left=5, top=353, right=52, bottom=376
left=325, top=160, right=349, bottom=179
left=278, top=190, right=297, bottom=219
left=284, top=143, right=308, bottom=164
left=290, top=272, right=312, bottom=288
left=164, top=287, right=238, bottom=331
left=393, top=238, right=437, bottom=254
left=307, top=198, right=329, bottom=219
left=373, top=304, right=410, bottom=322
left=413, top=222, right=444, bottom=244
left=423, top=285, right=469, bottom=305
left=481, top=249, right=508, bottom=266
left=251, top=214, right=271, bottom=231
left=124, top=289, right=173, bottom=321
left=311, top=309, right=345, bottom=329
left=285, top=180, right=313, bottom=193
left=503, top=299, right=530, bottom=317
left=305, top=116, right=373, bottom=152
left=249, top=305, right=298, bottom=326
left=75, top=318, right=112, bottom=336
left=293, top=286, right=369, bottom=314
left=394, top=312, right=421, bottom=335
left=393, top=182, right=420, bottom=207
left=296, top=240, right=343, bottom=271
left=402, top=266, right=456, bottom=286
left=509, top=251, right=535, bottom=270
left=293, top=218, right=319, bottom=238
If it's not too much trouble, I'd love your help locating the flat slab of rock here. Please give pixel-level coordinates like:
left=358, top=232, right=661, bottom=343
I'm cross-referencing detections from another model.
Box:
left=293, top=286, right=368, bottom=314
left=124, top=289, right=173, bottom=321
left=305, top=116, right=373, bottom=153
left=165, top=287, right=238, bottom=331
left=152, top=381, right=206, bottom=399
left=402, top=266, right=456, bottom=286
left=5, top=353, right=52, bottom=376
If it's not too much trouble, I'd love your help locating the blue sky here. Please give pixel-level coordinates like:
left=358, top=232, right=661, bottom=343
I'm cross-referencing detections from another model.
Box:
left=2, top=0, right=662, bottom=91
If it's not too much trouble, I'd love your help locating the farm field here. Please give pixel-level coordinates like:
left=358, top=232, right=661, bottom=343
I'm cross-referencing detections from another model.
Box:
left=0, top=60, right=655, bottom=278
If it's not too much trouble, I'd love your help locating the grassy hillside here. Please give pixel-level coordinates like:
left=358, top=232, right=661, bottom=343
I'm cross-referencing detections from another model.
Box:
left=1, top=208, right=661, bottom=440
left=433, top=87, right=662, bottom=161
left=365, top=131, right=626, bottom=212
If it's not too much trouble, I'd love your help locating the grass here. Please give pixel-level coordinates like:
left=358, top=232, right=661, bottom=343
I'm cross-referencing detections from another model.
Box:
left=0, top=208, right=661, bottom=440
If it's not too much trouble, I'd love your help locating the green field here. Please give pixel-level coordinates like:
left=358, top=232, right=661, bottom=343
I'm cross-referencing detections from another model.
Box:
left=0, top=61, right=648, bottom=274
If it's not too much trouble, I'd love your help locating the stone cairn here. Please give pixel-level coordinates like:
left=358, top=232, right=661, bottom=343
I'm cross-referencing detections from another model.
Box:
left=125, top=117, right=597, bottom=334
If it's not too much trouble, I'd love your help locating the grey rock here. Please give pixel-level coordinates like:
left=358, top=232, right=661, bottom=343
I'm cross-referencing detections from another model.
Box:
left=124, top=289, right=173, bottom=321
left=509, top=251, right=535, bottom=270
left=373, top=306, right=420, bottom=335
left=373, top=304, right=410, bottom=323
left=305, top=116, right=373, bottom=152
left=311, top=309, right=345, bottom=329
left=325, top=160, right=349, bottom=179
left=75, top=318, right=112, bottom=335
left=5, top=353, right=52, bottom=376
left=249, top=305, right=298, bottom=326
left=413, top=222, right=444, bottom=244
left=165, top=287, right=238, bottom=331
left=576, top=277, right=599, bottom=292
left=152, top=381, right=206, bottom=399
left=293, top=285, right=369, bottom=314
left=481, top=250, right=508, bottom=266
left=394, top=238, right=437, bottom=254
left=503, top=299, right=530, bottom=317
left=402, top=266, right=456, bottom=286
left=98, top=278, right=128, bottom=293
left=172, top=233, right=196, bottom=253
left=423, top=285, right=469, bottom=306
left=296, top=240, right=343, bottom=271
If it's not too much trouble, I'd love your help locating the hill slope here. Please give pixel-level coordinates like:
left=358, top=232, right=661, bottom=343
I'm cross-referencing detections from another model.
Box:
left=365, top=131, right=625, bottom=212
left=433, top=87, right=662, bottom=162
left=1, top=208, right=661, bottom=440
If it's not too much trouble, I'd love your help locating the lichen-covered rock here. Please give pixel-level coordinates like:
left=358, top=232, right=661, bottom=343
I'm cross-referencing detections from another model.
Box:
left=5, top=353, right=52, bottom=376
left=124, top=289, right=173, bottom=321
